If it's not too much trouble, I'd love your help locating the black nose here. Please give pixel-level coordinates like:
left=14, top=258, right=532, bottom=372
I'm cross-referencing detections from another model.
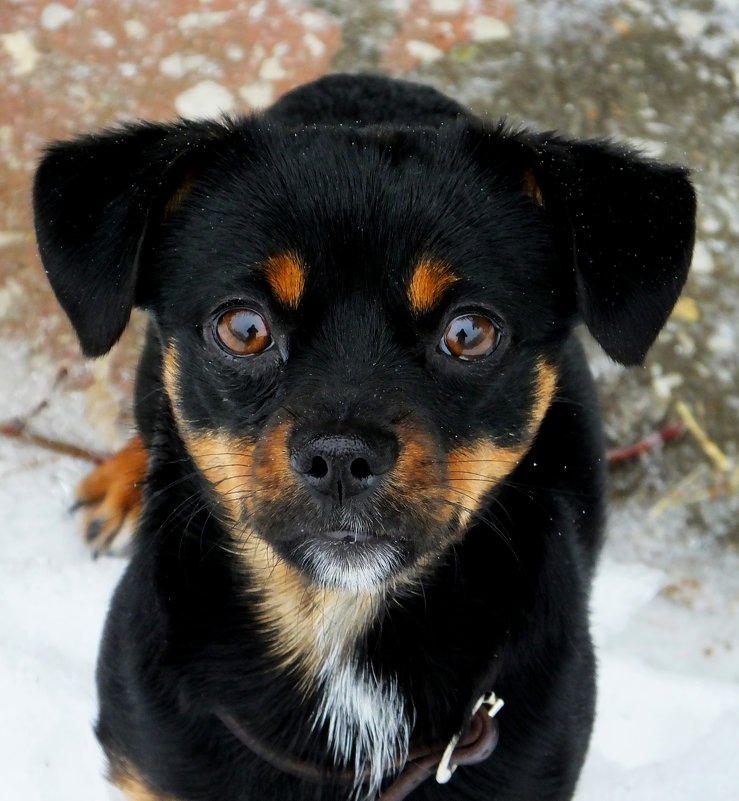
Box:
left=289, top=427, right=398, bottom=504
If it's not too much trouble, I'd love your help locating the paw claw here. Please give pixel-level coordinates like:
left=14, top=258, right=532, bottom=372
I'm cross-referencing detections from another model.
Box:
left=85, top=518, right=103, bottom=543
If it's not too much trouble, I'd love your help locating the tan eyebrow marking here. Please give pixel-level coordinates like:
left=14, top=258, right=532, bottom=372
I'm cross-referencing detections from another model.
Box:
left=407, top=258, right=460, bottom=315
left=163, top=172, right=197, bottom=219
left=262, top=252, right=306, bottom=309
left=522, top=168, right=544, bottom=207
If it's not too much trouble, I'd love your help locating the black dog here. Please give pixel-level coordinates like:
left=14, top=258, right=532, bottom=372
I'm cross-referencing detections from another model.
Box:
left=33, top=74, right=695, bottom=801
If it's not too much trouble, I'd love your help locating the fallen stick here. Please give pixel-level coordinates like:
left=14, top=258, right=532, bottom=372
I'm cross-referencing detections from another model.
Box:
left=607, top=421, right=684, bottom=465
left=0, top=417, right=107, bottom=464
left=0, top=367, right=107, bottom=464
left=674, top=400, right=732, bottom=474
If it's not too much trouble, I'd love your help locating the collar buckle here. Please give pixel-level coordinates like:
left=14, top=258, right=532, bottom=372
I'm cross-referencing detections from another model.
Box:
left=435, top=691, right=505, bottom=785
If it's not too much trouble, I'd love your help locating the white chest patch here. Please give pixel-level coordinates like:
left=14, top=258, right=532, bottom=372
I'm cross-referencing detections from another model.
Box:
left=313, top=648, right=411, bottom=800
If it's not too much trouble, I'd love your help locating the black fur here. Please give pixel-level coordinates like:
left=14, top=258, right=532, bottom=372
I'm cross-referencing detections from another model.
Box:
left=34, top=74, right=695, bottom=801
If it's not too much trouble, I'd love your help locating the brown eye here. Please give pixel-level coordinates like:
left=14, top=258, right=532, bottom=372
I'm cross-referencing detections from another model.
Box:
left=214, top=308, right=273, bottom=356
left=440, top=314, right=500, bottom=361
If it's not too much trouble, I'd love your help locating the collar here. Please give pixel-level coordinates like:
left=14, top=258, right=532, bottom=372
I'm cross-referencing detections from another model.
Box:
left=216, top=691, right=504, bottom=801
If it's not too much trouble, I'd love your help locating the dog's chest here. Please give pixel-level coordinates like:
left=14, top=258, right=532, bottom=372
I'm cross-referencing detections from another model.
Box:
left=306, top=594, right=411, bottom=798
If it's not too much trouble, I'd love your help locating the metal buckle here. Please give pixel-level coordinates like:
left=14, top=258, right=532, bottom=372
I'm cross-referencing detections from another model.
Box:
left=435, top=691, right=505, bottom=785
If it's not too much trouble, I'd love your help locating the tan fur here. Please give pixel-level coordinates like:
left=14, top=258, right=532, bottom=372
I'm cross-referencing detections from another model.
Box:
left=241, top=536, right=381, bottom=680
left=446, top=360, right=558, bottom=527
left=385, top=424, right=449, bottom=527
left=250, top=420, right=295, bottom=503
left=446, top=441, right=524, bottom=529
left=162, top=345, right=180, bottom=411
left=75, top=435, right=147, bottom=549
left=407, top=258, right=459, bottom=315
left=187, top=430, right=256, bottom=523
left=76, top=436, right=147, bottom=505
left=162, top=173, right=197, bottom=220
left=523, top=168, right=545, bottom=207
left=112, top=767, right=180, bottom=801
left=164, top=346, right=252, bottom=522
left=263, top=252, right=306, bottom=309
left=531, top=359, right=558, bottom=427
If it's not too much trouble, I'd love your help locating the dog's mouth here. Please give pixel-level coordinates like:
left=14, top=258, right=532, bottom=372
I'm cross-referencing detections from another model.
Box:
left=283, top=527, right=412, bottom=591
left=321, top=529, right=380, bottom=544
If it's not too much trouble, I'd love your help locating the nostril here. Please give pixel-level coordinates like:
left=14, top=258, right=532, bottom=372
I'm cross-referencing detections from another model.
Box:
left=290, top=428, right=398, bottom=501
left=350, top=457, right=372, bottom=480
left=308, top=455, right=329, bottom=479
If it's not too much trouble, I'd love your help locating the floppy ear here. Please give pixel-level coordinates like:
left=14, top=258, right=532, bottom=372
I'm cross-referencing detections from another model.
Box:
left=524, top=133, right=696, bottom=365
left=33, top=120, right=226, bottom=357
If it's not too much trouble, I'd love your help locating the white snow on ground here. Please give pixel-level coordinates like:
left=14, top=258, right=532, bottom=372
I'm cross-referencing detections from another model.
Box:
left=579, top=561, right=739, bottom=801
left=1, top=350, right=738, bottom=799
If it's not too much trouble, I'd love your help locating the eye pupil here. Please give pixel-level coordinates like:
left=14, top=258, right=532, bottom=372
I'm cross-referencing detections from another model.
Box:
left=442, top=314, right=500, bottom=360
left=214, top=309, right=273, bottom=356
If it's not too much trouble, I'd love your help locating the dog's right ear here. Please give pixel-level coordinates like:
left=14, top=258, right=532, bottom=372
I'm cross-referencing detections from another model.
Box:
left=33, top=120, right=226, bottom=357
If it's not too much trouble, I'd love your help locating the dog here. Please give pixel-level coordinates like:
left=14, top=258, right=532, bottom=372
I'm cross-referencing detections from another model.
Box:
left=33, top=74, right=695, bottom=801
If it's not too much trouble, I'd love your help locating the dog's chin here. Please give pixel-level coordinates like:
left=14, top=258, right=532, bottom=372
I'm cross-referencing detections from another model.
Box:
left=288, top=532, right=409, bottom=592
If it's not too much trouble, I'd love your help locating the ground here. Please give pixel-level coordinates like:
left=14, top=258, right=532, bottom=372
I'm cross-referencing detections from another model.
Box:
left=1, top=0, right=737, bottom=799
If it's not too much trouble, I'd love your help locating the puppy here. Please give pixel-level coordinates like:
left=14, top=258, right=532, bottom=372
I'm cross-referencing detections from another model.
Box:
left=33, top=74, right=695, bottom=801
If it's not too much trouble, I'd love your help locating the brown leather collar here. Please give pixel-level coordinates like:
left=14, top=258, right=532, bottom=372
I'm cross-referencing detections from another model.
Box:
left=216, top=691, right=503, bottom=801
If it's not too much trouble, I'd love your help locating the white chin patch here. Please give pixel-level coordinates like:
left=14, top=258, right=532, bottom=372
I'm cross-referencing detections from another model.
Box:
left=297, top=539, right=403, bottom=591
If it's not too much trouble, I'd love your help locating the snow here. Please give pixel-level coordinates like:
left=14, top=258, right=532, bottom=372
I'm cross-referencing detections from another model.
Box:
left=0, top=448, right=124, bottom=801
left=581, top=569, right=739, bottom=800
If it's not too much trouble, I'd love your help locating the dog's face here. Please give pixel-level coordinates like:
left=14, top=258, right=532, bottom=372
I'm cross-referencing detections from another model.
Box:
left=34, top=115, right=695, bottom=593
left=152, top=126, right=569, bottom=589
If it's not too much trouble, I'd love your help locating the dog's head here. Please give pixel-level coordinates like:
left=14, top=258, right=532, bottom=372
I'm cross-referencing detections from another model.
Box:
left=34, top=113, right=694, bottom=592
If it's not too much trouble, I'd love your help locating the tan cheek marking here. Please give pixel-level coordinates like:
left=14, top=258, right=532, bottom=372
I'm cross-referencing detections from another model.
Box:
left=263, top=252, right=306, bottom=309
left=188, top=432, right=256, bottom=524
left=530, top=359, right=558, bottom=430
left=446, top=361, right=558, bottom=528
left=446, top=441, right=524, bottom=529
left=162, top=345, right=181, bottom=412
left=407, top=258, right=459, bottom=316
left=386, top=425, right=449, bottom=526
left=251, top=419, right=296, bottom=500
left=162, top=345, right=255, bottom=524
left=523, top=168, right=545, bottom=207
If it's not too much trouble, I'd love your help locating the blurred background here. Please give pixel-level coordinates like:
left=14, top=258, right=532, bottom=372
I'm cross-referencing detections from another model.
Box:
left=1, top=1, right=738, bottom=799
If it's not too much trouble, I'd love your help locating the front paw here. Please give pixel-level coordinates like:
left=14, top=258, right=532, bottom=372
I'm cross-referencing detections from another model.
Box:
left=73, top=436, right=147, bottom=557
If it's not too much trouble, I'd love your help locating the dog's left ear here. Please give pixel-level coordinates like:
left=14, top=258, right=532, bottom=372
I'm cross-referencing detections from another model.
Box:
left=493, top=130, right=696, bottom=365
left=33, top=120, right=227, bottom=357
